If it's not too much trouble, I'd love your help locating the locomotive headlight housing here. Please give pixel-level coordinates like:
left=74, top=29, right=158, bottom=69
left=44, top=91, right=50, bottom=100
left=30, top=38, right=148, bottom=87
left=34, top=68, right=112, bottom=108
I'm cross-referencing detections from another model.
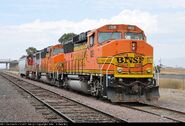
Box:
left=132, top=42, right=137, bottom=51
left=117, top=67, right=123, bottom=73
left=128, top=25, right=135, bottom=30
left=108, top=25, right=117, bottom=30
left=146, top=68, right=151, bottom=73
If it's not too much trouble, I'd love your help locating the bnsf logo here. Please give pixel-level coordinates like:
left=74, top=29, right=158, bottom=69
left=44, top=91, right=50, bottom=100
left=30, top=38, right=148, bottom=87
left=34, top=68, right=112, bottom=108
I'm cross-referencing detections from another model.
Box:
left=116, top=57, right=144, bottom=64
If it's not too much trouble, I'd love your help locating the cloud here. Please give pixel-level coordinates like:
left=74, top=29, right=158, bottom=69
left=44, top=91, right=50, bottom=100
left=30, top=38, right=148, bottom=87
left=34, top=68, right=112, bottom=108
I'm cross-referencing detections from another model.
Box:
left=2, top=8, right=185, bottom=68
left=16, top=9, right=158, bottom=36
left=0, top=9, right=158, bottom=60
left=0, top=8, right=185, bottom=67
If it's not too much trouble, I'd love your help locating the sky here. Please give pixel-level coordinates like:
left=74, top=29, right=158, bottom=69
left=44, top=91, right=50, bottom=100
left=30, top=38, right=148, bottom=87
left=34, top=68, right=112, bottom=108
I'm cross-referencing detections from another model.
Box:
left=0, top=0, right=185, bottom=68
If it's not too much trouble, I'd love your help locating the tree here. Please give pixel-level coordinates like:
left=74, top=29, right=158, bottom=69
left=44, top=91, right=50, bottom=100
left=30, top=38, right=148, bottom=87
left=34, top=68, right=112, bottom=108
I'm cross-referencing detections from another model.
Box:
left=58, top=33, right=77, bottom=44
left=26, top=47, right=37, bottom=55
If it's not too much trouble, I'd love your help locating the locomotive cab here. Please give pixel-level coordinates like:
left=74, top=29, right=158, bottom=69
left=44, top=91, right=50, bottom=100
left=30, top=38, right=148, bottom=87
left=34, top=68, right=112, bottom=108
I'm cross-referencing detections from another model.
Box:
left=95, top=24, right=159, bottom=102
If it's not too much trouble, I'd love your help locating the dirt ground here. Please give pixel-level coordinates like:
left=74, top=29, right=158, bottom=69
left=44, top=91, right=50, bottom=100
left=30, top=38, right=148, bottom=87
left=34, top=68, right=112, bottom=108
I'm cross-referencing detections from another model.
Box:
left=160, top=68, right=185, bottom=75
left=0, top=74, right=47, bottom=122
left=156, top=88, right=185, bottom=113
left=5, top=70, right=185, bottom=122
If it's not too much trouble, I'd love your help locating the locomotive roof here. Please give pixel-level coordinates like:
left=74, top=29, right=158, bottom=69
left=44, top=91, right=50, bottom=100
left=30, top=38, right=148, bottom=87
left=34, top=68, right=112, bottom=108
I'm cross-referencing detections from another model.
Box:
left=97, top=24, right=143, bottom=32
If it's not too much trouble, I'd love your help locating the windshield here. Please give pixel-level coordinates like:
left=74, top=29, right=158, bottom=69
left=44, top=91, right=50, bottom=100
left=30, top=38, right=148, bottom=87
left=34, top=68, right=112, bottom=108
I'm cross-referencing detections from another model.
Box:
left=53, top=48, right=64, bottom=55
left=98, top=32, right=121, bottom=44
left=125, top=32, right=144, bottom=40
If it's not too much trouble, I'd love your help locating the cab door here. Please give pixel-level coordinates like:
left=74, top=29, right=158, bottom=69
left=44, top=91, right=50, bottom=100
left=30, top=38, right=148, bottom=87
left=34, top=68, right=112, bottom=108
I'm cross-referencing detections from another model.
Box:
left=86, top=33, right=97, bottom=72
left=48, top=48, right=53, bottom=73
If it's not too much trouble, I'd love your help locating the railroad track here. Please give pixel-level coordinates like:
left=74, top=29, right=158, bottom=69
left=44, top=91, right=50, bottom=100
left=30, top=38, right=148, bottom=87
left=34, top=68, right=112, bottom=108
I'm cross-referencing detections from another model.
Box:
left=122, top=102, right=185, bottom=122
left=0, top=72, right=125, bottom=123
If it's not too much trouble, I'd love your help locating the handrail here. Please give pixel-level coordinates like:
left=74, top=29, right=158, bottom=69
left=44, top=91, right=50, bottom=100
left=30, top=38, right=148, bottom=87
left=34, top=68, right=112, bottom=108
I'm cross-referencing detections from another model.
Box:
left=105, top=57, right=115, bottom=87
left=100, top=56, right=114, bottom=87
left=155, top=67, right=160, bottom=86
left=100, top=56, right=113, bottom=86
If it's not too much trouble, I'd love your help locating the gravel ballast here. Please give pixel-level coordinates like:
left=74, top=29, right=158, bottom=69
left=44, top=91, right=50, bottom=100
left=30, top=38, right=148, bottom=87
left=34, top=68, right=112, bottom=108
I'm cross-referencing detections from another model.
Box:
left=8, top=71, right=185, bottom=122
left=5, top=71, right=175, bottom=122
left=0, top=75, right=47, bottom=122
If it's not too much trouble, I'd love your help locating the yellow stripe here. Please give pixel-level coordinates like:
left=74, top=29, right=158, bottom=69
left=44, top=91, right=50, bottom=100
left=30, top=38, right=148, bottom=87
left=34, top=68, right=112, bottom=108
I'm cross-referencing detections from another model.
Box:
left=74, top=44, right=87, bottom=51
left=114, top=74, right=153, bottom=78
left=65, top=69, right=114, bottom=74
left=64, top=69, right=153, bottom=78
left=97, top=53, right=153, bottom=67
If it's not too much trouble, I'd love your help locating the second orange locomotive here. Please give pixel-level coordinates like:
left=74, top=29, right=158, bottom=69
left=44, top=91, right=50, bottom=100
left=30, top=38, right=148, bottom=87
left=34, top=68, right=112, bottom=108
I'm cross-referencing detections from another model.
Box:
left=19, top=24, right=159, bottom=102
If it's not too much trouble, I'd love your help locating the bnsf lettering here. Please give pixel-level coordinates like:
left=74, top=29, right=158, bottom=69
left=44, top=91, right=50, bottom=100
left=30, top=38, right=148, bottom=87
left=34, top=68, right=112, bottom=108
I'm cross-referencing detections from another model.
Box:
left=116, top=57, right=144, bottom=64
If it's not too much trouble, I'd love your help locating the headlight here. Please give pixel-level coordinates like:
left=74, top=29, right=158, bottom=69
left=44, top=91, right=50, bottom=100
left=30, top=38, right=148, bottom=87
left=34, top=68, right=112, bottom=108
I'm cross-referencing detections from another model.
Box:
left=132, top=42, right=137, bottom=51
left=117, top=67, right=123, bottom=73
left=148, top=78, right=152, bottom=82
left=146, top=69, right=151, bottom=73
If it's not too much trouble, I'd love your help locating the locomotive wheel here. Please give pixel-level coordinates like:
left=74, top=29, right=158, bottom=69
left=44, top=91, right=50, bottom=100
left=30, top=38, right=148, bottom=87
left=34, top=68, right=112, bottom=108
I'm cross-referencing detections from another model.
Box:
left=20, top=74, right=24, bottom=78
left=46, top=74, right=52, bottom=81
left=26, top=71, right=29, bottom=78
left=58, top=79, right=63, bottom=88
left=36, top=73, right=41, bottom=80
left=32, top=72, right=36, bottom=80
left=90, top=80, right=103, bottom=97
left=57, top=74, right=63, bottom=88
left=51, top=78, right=56, bottom=86
left=63, top=77, right=69, bottom=89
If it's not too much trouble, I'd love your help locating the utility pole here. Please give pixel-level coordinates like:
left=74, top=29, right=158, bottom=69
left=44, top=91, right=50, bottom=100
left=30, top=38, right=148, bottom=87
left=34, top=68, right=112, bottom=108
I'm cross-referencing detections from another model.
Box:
left=159, top=58, right=162, bottom=67
left=6, top=63, right=8, bottom=69
left=183, top=75, right=184, bottom=90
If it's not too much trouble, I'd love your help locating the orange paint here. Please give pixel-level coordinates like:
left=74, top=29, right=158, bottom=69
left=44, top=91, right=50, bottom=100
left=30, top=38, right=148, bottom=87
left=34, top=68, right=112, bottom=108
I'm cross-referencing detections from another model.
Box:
left=28, top=24, right=154, bottom=78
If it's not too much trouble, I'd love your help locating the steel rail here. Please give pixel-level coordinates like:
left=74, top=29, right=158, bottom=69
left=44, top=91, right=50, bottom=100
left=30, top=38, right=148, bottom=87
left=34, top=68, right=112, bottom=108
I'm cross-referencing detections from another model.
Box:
left=0, top=73, right=74, bottom=123
left=1, top=72, right=126, bottom=123
left=121, top=103, right=185, bottom=122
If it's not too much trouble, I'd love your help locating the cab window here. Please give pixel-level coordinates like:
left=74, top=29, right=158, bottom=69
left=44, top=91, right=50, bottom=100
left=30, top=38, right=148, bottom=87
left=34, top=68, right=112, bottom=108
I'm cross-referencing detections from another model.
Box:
left=98, top=32, right=121, bottom=44
left=125, top=32, right=144, bottom=40
left=89, top=34, right=95, bottom=47
left=53, top=48, right=64, bottom=55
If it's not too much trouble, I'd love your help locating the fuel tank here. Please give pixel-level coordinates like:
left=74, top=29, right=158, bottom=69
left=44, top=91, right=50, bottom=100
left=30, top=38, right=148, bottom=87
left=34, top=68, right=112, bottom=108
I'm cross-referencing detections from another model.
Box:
left=67, top=80, right=90, bottom=94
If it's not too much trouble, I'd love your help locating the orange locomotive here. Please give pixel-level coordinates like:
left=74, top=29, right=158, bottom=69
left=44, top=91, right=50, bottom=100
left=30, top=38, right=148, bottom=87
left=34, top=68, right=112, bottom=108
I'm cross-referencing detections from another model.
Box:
left=23, top=44, right=64, bottom=81
left=40, top=44, right=64, bottom=81
left=19, top=24, right=159, bottom=103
